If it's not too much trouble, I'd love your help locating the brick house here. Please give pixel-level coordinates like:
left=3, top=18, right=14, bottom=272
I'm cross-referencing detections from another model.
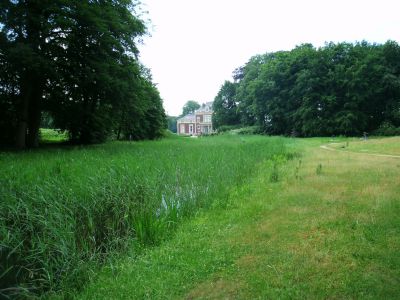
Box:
left=177, top=102, right=214, bottom=135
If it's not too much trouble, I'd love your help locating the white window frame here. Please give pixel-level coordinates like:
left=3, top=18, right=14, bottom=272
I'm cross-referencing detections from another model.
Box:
left=180, top=124, right=185, bottom=134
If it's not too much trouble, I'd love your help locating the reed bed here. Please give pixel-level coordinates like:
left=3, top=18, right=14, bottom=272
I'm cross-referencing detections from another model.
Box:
left=0, top=135, right=290, bottom=298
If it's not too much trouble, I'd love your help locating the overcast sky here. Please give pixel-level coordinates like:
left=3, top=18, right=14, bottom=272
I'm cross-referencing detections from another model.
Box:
left=138, top=0, right=400, bottom=116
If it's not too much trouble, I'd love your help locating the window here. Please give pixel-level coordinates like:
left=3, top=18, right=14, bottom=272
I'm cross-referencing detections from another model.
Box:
left=189, top=124, right=193, bottom=134
left=204, top=114, right=212, bottom=123
left=180, top=124, right=185, bottom=134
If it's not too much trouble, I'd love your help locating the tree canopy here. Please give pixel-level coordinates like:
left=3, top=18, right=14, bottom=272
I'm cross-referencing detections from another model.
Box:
left=0, top=0, right=166, bottom=148
left=213, top=41, right=400, bottom=136
left=212, top=81, right=240, bottom=129
left=181, top=100, right=200, bottom=116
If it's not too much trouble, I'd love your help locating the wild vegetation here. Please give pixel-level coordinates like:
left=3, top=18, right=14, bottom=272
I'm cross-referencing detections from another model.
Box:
left=79, top=137, right=400, bottom=299
left=213, top=41, right=400, bottom=136
left=0, top=134, right=290, bottom=298
left=0, top=0, right=165, bottom=149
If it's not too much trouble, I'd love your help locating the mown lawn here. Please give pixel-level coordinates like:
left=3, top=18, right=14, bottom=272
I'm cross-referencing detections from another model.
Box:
left=78, top=137, right=400, bottom=299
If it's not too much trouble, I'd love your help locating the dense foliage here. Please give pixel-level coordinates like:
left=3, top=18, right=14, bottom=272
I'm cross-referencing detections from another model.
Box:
left=0, top=0, right=165, bottom=148
left=212, top=81, right=240, bottom=129
left=213, top=41, right=400, bottom=136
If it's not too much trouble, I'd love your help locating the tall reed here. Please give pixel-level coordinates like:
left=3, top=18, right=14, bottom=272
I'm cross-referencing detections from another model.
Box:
left=0, top=135, right=291, bottom=297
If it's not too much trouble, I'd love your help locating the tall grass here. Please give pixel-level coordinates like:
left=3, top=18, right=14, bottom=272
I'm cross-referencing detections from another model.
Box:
left=0, top=135, right=290, bottom=298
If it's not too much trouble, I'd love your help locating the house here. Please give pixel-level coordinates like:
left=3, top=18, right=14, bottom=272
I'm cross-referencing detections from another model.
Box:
left=177, top=102, right=214, bottom=136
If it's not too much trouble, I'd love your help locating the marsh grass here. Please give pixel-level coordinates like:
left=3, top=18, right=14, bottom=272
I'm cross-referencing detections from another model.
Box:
left=0, top=135, right=290, bottom=298
left=77, top=137, right=400, bottom=299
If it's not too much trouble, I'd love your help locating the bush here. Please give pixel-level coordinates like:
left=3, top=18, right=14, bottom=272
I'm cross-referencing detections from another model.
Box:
left=223, top=126, right=262, bottom=135
left=235, top=126, right=262, bottom=135
left=217, top=125, right=261, bottom=135
left=373, top=122, right=400, bottom=136
left=217, top=124, right=242, bottom=133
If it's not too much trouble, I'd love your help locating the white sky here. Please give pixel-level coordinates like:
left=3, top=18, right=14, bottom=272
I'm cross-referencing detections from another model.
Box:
left=137, top=0, right=400, bottom=116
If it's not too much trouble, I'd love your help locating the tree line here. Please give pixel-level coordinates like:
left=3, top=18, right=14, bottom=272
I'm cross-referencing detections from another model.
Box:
left=213, top=41, right=400, bottom=136
left=0, top=0, right=166, bottom=149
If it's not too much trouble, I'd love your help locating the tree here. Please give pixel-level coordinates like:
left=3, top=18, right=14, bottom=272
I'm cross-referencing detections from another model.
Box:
left=0, top=0, right=165, bottom=148
left=215, top=41, right=400, bottom=136
left=181, top=100, right=200, bottom=116
left=0, top=0, right=62, bottom=148
left=45, top=0, right=148, bottom=144
left=382, top=40, right=400, bottom=128
left=235, top=54, right=269, bottom=126
left=212, top=81, right=240, bottom=129
left=111, top=65, right=166, bottom=141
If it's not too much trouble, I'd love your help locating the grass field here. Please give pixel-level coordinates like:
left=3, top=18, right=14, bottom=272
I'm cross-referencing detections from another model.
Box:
left=39, top=128, right=69, bottom=144
left=78, top=136, right=400, bottom=299
left=0, top=135, right=291, bottom=298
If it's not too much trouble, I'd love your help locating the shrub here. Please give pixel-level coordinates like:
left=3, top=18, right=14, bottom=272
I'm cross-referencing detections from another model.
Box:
left=217, top=124, right=242, bottom=132
left=373, top=122, right=400, bottom=136
left=235, top=126, right=262, bottom=135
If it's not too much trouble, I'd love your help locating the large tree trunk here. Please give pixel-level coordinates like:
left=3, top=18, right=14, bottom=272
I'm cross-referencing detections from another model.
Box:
left=27, top=110, right=41, bottom=148
left=15, top=118, right=28, bottom=149
left=15, top=75, right=33, bottom=149
left=15, top=73, right=45, bottom=149
left=117, top=126, right=122, bottom=140
left=15, top=2, right=46, bottom=149
left=117, top=111, right=125, bottom=140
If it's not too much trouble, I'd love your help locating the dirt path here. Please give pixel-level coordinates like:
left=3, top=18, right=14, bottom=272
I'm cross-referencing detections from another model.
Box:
left=320, top=144, right=400, bottom=158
